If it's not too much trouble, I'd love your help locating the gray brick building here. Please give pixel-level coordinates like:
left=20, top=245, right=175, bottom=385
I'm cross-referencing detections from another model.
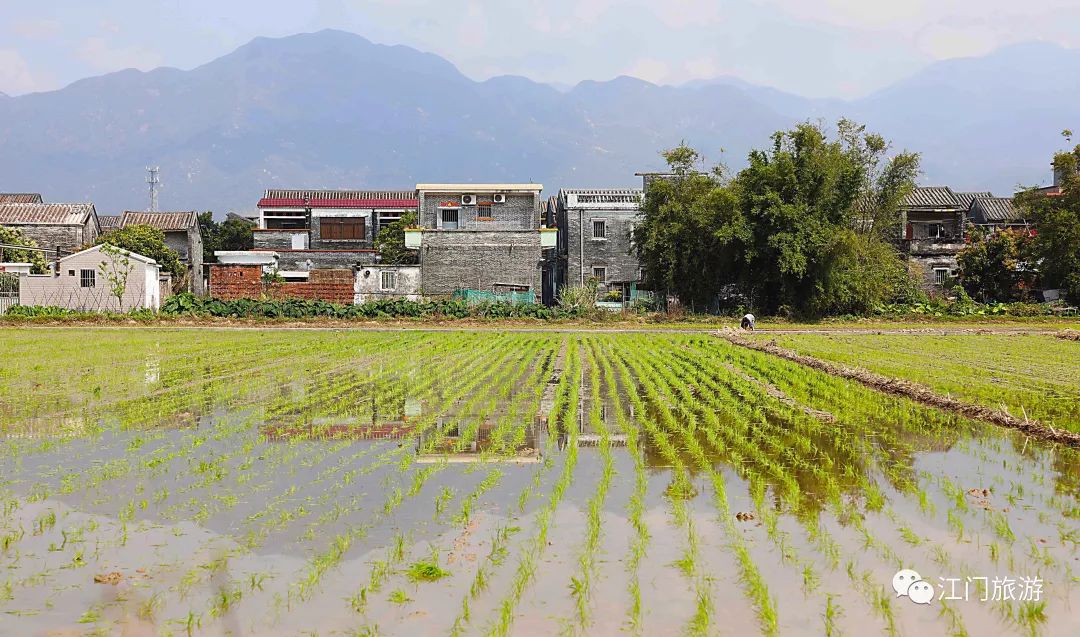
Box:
left=254, top=189, right=418, bottom=275
left=0, top=202, right=100, bottom=256
left=554, top=188, right=643, bottom=302
left=899, top=187, right=968, bottom=290
left=414, top=184, right=552, bottom=301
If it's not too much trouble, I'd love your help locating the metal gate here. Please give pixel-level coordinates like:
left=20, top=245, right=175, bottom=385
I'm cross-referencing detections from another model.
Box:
left=0, top=272, right=19, bottom=315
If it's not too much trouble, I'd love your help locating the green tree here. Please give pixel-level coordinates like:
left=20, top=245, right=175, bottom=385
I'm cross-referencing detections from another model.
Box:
left=0, top=227, right=49, bottom=273
left=956, top=226, right=1039, bottom=302
left=633, top=144, right=741, bottom=310
left=94, top=225, right=184, bottom=277
left=198, top=211, right=254, bottom=263
left=374, top=211, right=419, bottom=265
left=97, top=244, right=135, bottom=311
left=729, top=120, right=919, bottom=314
left=1016, top=139, right=1080, bottom=302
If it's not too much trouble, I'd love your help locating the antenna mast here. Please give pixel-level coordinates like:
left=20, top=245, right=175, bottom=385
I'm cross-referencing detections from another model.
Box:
left=146, top=166, right=160, bottom=212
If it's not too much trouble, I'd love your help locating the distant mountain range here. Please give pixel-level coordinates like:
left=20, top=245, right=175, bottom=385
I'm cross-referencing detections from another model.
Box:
left=0, top=30, right=1076, bottom=215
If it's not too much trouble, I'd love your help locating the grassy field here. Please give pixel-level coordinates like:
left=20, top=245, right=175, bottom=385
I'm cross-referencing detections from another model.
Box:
left=1, top=329, right=1078, bottom=636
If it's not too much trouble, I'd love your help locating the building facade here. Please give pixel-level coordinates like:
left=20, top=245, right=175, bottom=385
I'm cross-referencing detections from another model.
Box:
left=118, top=211, right=205, bottom=294
left=899, top=187, right=968, bottom=289
left=0, top=202, right=100, bottom=256
left=18, top=245, right=161, bottom=311
left=255, top=189, right=417, bottom=274
left=555, top=188, right=643, bottom=302
left=413, top=184, right=551, bottom=301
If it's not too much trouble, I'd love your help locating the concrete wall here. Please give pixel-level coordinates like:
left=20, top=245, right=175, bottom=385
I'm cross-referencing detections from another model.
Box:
left=254, top=229, right=305, bottom=250
left=19, top=249, right=159, bottom=311
left=418, top=191, right=539, bottom=230
left=268, top=249, right=377, bottom=272
left=355, top=264, right=421, bottom=302
left=419, top=230, right=543, bottom=300
left=209, top=264, right=354, bottom=303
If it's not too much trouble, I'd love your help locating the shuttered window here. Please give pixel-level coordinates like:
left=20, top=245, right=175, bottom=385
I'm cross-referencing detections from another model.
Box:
left=321, top=217, right=366, bottom=240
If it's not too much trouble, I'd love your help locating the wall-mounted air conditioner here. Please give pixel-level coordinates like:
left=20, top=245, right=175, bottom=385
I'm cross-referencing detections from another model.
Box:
left=461, top=194, right=477, bottom=206
left=492, top=193, right=506, bottom=204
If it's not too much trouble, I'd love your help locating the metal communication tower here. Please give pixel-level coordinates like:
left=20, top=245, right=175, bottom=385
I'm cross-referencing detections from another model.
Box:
left=146, top=166, right=160, bottom=212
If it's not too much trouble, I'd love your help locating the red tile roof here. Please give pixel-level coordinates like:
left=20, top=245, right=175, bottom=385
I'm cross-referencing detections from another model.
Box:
left=258, top=197, right=418, bottom=209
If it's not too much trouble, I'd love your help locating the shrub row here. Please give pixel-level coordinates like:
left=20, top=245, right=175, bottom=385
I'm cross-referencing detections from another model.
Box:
left=161, top=293, right=586, bottom=320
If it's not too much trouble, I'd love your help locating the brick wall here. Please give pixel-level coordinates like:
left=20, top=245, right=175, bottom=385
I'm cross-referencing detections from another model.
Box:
left=209, top=264, right=354, bottom=303
left=9, top=225, right=87, bottom=256
left=559, top=205, right=641, bottom=288
left=418, top=191, right=539, bottom=230
left=419, top=230, right=543, bottom=300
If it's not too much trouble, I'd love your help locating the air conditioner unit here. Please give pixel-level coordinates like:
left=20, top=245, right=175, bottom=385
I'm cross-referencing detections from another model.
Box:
left=461, top=194, right=477, bottom=206
left=492, top=193, right=506, bottom=204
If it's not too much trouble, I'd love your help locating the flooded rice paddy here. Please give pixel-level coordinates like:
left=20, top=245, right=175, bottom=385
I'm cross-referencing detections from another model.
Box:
left=1, top=329, right=1078, bottom=636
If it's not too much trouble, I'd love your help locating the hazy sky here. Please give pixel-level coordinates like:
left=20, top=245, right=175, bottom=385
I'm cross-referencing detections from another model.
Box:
left=2, top=0, right=1079, bottom=98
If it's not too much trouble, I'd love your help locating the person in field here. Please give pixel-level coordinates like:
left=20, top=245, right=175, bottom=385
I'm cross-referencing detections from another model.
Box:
left=741, top=313, right=756, bottom=331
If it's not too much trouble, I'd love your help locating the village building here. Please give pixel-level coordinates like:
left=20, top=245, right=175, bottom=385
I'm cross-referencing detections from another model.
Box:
left=412, top=183, right=555, bottom=302
left=111, top=211, right=205, bottom=294
left=354, top=264, right=421, bottom=303
left=17, top=244, right=162, bottom=311
left=254, top=189, right=417, bottom=274
left=0, top=202, right=100, bottom=256
left=554, top=188, right=644, bottom=304
left=899, top=187, right=968, bottom=289
left=968, top=196, right=1027, bottom=229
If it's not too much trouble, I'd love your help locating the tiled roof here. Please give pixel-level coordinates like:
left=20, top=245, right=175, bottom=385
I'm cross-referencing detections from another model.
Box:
left=900, top=187, right=960, bottom=209
left=0, top=202, right=95, bottom=225
left=0, top=193, right=43, bottom=204
left=120, top=211, right=197, bottom=231
left=969, top=197, right=1024, bottom=224
left=954, top=191, right=993, bottom=210
left=98, top=215, right=123, bottom=230
left=260, top=190, right=418, bottom=209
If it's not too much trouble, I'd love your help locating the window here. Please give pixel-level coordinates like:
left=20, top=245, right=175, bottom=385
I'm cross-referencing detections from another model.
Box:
left=933, top=268, right=949, bottom=285
left=592, top=219, right=607, bottom=239
left=592, top=267, right=607, bottom=283
left=320, top=217, right=365, bottom=240
left=440, top=208, right=459, bottom=230
left=80, top=269, right=96, bottom=288
left=67, top=269, right=75, bottom=277
left=477, top=204, right=492, bottom=219
left=380, top=270, right=396, bottom=291
left=928, top=223, right=947, bottom=239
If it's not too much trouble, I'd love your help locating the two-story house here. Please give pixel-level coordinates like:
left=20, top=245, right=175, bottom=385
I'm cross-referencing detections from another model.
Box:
left=554, top=188, right=644, bottom=303
left=255, top=189, right=418, bottom=276
left=899, top=187, right=970, bottom=289
left=412, top=184, right=555, bottom=302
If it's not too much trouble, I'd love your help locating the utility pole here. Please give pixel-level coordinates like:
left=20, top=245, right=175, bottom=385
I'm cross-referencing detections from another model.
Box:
left=147, top=166, right=160, bottom=212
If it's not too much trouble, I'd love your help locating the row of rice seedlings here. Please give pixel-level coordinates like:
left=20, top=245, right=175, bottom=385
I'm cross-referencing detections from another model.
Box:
left=446, top=339, right=568, bottom=636
left=561, top=338, right=616, bottom=634
left=610, top=338, right=768, bottom=635
left=284, top=335, right=553, bottom=607
left=347, top=336, right=554, bottom=624
left=482, top=338, right=582, bottom=637
left=592, top=339, right=650, bottom=635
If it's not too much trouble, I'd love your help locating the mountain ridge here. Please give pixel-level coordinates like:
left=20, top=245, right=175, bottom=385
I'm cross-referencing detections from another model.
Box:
left=0, top=29, right=1075, bottom=214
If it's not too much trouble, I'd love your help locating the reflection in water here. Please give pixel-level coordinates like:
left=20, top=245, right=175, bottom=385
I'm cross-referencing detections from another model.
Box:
left=416, top=419, right=542, bottom=463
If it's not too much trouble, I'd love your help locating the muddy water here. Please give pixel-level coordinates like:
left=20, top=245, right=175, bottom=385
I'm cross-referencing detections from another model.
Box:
left=2, top=330, right=1079, bottom=636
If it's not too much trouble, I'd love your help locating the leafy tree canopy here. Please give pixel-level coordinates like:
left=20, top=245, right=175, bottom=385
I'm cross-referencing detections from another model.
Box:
left=93, top=224, right=184, bottom=276
left=957, top=226, right=1039, bottom=303
left=198, top=211, right=254, bottom=263
left=0, top=226, right=49, bottom=273
left=374, top=211, right=419, bottom=265
left=1016, top=140, right=1080, bottom=302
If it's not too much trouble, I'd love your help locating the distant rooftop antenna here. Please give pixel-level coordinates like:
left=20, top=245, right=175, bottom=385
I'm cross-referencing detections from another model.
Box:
left=147, top=166, right=161, bottom=212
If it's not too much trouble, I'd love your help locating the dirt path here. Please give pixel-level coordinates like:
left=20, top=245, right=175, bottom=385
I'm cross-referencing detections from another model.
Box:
left=717, top=329, right=1080, bottom=448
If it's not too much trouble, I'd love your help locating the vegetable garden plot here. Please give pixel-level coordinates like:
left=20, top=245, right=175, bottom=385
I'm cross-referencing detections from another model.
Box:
left=1, top=329, right=1078, bottom=636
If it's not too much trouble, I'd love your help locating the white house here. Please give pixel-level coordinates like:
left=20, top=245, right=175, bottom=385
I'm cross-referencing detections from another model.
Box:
left=18, top=245, right=162, bottom=311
